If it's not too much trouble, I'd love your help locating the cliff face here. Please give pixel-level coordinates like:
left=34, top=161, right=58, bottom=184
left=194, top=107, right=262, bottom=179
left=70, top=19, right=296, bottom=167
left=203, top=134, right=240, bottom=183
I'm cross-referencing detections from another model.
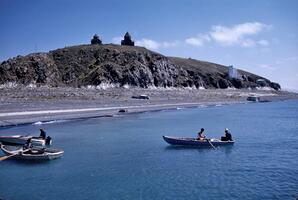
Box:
left=0, top=44, right=280, bottom=90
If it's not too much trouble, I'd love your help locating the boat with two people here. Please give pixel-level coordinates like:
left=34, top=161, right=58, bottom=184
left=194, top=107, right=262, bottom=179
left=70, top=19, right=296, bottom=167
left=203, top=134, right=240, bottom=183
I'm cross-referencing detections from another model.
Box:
left=163, top=128, right=234, bottom=148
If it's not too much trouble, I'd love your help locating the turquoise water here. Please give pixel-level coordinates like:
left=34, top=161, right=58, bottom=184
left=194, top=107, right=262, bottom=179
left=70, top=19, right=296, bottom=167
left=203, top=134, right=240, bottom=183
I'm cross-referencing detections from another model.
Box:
left=0, top=101, right=297, bottom=200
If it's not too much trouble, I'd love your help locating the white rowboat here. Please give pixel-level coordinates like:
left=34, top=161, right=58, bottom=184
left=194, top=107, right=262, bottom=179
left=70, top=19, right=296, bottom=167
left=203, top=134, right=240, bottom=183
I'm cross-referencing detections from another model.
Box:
left=0, top=144, right=63, bottom=161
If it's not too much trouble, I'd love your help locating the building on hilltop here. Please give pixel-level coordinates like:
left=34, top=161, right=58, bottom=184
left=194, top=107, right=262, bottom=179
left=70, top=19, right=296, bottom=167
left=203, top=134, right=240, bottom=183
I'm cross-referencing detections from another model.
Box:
left=121, top=32, right=134, bottom=46
left=91, top=34, right=102, bottom=45
left=228, top=65, right=238, bottom=79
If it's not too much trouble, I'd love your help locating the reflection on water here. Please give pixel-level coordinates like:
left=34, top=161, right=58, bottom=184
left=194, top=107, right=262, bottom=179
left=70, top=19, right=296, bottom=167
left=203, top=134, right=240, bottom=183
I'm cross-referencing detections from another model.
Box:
left=5, top=158, right=58, bottom=165
left=164, top=144, right=234, bottom=156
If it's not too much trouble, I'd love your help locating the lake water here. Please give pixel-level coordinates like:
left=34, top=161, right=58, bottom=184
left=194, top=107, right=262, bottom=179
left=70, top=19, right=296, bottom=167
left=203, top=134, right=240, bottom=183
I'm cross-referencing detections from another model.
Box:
left=0, top=100, right=297, bottom=200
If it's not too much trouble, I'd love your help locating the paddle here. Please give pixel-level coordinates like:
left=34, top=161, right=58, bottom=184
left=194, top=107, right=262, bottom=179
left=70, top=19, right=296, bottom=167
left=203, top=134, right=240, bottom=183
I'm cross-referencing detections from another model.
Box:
left=206, top=139, right=216, bottom=149
left=0, top=153, right=20, bottom=161
left=0, top=148, right=31, bottom=161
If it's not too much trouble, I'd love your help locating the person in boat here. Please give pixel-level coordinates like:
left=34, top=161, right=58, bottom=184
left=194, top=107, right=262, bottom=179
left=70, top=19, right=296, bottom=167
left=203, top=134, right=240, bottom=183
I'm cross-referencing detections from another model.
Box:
left=45, top=136, right=52, bottom=145
left=221, top=128, right=233, bottom=141
left=39, top=129, right=46, bottom=139
left=23, top=138, right=32, bottom=150
left=197, top=128, right=206, bottom=140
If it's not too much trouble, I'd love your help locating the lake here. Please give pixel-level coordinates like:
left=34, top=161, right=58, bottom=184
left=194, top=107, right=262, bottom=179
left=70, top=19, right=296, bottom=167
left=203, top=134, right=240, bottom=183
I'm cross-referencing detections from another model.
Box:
left=0, top=100, right=297, bottom=200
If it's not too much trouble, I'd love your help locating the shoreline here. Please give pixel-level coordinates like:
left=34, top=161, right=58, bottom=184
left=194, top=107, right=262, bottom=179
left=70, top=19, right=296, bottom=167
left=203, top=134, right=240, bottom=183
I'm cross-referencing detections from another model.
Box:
left=1, top=87, right=297, bottom=127
left=0, top=101, right=242, bottom=127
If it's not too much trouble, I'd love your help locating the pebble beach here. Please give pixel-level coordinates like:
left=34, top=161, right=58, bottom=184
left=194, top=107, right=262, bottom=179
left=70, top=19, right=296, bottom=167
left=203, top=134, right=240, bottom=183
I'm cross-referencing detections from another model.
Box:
left=0, top=86, right=297, bottom=127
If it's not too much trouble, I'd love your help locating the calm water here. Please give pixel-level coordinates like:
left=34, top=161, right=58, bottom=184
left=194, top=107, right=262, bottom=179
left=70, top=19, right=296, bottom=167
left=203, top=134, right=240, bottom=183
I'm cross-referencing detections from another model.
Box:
left=0, top=101, right=297, bottom=200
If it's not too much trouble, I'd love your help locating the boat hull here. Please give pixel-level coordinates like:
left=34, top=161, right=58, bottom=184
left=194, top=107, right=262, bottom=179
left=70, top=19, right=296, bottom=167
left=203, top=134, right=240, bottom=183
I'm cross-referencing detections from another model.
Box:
left=0, top=135, right=45, bottom=146
left=0, top=145, right=63, bottom=161
left=163, top=136, right=234, bottom=147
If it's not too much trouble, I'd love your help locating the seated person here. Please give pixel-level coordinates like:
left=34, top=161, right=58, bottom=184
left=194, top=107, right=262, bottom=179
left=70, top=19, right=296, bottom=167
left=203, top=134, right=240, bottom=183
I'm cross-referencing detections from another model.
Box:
left=40, top=129, right=46, bottom=139
left=45, top=136, right=52, bottom=145
left=221, top=128, right=233, bottom=141
left=23, top=138, right=32, bottom=150
left=197, top=128, right=206, bottom=140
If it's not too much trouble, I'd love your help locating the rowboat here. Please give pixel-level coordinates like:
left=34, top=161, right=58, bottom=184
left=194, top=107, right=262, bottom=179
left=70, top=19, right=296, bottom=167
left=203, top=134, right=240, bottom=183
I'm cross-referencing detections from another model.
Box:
left=0, top=144, right=63, bottom=161
left=163, top=135, right=234, bottom=147
left=0, top=135, right=51, bottom=146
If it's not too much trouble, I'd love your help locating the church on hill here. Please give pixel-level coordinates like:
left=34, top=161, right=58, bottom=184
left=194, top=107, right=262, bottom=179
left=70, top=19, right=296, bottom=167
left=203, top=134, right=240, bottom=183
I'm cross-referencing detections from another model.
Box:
left=121, top=32, right=135, bottom=46
left=91, top=34, right=102, bottom=45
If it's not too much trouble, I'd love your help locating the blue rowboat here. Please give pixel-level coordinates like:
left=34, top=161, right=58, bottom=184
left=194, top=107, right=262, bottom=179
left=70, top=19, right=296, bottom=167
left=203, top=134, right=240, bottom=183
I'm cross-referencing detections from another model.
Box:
left=163, top=135, right=234, bottom=147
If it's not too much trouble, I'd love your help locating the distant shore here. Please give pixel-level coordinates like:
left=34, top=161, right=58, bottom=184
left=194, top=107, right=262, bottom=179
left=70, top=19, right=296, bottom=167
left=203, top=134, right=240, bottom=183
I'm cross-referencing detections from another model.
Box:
left=0, top=87, right=297, bottom=127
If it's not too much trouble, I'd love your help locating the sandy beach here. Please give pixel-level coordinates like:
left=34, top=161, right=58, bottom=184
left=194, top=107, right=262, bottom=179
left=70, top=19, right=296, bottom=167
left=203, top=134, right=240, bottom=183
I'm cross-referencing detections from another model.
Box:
left=0, top=86, right=297, bottom=127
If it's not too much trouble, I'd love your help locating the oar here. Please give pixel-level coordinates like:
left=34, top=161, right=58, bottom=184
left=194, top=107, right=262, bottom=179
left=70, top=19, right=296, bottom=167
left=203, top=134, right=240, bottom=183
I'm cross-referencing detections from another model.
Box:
left=0, top=148, right=30, bottom=161
left=0, top=153, right=20, bottom=161
left=206, top=139, right=216, bottom=149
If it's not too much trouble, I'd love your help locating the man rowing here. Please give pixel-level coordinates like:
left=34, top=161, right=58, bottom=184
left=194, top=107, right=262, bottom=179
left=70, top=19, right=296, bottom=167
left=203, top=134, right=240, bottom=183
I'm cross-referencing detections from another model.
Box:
left=197, top=128, right=206, bottom=140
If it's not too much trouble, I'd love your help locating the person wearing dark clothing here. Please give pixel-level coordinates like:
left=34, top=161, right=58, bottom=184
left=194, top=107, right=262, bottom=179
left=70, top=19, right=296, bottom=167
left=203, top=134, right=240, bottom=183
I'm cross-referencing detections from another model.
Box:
left=221, top=128, right=233, bottom=141
left=197, top=128, right=206, bottom=140
left=45, top=136, right=52, bottom=145
left=23, top=138, right=32, bottom=150
left=40, top=129, right=46, bottom=139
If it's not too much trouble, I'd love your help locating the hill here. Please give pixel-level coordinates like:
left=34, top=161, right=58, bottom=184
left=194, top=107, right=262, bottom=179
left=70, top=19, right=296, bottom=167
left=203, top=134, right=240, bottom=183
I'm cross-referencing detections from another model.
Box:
left=0, top=44, right=280, bottom=90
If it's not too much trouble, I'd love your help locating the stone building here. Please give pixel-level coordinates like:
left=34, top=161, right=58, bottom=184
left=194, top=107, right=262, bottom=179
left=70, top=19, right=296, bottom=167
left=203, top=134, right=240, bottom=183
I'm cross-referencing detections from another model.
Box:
left=91, top=34, right=102, bottom=45
left=121, top=32, right=134, bottom=46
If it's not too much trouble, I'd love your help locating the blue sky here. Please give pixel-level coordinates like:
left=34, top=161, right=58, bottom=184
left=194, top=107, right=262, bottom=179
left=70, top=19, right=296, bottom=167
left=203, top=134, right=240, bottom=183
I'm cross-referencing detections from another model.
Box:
left=1, top=0, right=297, bottom=90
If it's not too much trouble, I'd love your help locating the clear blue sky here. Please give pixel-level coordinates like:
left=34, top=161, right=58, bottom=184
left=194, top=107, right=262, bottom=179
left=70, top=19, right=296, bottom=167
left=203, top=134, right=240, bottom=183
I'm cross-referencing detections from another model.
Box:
left=1, top=0, right=297, bottom=90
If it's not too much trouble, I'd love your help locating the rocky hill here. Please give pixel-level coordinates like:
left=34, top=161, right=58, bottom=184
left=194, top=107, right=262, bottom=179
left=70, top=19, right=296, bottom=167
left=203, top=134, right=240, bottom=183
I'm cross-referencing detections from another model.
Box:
left=0, top=44, right=280, bottom=90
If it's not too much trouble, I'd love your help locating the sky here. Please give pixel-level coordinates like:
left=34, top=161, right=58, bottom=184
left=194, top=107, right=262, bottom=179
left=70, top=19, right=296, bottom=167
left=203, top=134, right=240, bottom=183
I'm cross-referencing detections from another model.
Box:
left=0, top=0, right=297, bottom=90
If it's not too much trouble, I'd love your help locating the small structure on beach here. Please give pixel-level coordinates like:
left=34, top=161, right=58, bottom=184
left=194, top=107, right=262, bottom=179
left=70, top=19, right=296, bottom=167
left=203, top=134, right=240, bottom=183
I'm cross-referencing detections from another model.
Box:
left=121, top=32, right=135, bottom=46
left=228, top=65, right=238, bottom=79
left=247, top=96, right=260, bottom=102
left=131, top=94, right=149, bottom=99
left=91, top=34, right=102, bottom=45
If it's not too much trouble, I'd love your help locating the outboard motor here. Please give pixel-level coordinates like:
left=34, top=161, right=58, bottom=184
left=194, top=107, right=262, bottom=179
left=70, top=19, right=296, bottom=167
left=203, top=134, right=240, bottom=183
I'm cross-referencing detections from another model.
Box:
left=45, top=136, right=52, bottom=146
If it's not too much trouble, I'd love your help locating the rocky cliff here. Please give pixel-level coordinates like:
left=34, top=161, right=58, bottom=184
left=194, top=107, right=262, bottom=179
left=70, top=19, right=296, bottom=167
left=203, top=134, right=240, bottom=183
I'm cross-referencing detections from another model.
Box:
left=0, top=44, right=280, bottom=90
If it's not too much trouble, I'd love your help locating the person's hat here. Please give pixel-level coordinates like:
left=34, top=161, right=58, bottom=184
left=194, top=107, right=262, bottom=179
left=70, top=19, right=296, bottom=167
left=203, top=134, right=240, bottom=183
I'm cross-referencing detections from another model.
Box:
left=225, top=128, right=229, bottom=131
left=201, top=128, right=204, bottom=131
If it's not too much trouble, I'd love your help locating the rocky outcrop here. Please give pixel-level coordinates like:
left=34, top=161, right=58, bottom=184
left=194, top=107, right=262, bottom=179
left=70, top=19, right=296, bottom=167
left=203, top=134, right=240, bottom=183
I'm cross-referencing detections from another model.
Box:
left=168, top=57, right=280, bottom=90
left=0, top=44, right=281, bottom=90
